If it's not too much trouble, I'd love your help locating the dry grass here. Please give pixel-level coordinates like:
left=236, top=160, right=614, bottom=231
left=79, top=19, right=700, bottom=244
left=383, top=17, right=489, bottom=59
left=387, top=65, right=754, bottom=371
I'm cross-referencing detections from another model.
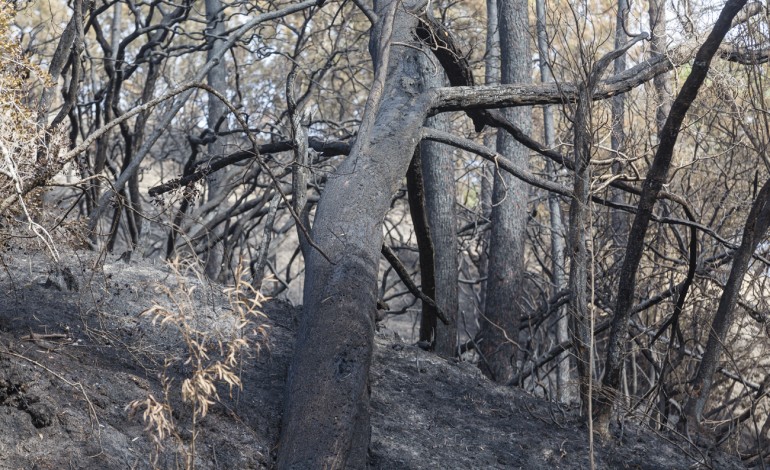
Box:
left=126, top=258, right=268, bottom=469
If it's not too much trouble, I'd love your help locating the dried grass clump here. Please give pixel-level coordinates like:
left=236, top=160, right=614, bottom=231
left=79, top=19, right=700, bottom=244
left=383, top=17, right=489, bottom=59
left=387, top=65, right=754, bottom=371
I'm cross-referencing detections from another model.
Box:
left=127, top=259, right=268, bottom=469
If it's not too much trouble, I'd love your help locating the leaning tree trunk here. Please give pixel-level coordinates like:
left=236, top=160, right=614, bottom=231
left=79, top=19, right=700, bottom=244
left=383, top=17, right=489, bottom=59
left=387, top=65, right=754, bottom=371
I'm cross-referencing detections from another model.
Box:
left=478, top=0, right=531, bottom=384
left=594, top=0, right=748, bottom=437
left=684, top=177, right=770, bottom=426
left=277, top=2, right=433, bottom=467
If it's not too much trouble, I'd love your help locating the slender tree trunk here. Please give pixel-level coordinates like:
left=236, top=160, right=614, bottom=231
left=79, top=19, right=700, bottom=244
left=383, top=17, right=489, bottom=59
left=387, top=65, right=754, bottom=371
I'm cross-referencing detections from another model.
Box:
left=478, top=0, right=531, bottom=384
left=563, top=1, right=648, bottom=415
left=535, top=0, right=574, bottom=404
left=419, top=47, right=458, bottom=356
left=408, top=150, right=439, bottom=344
left=290, top=107, right=311, bottom=260
left=649, top=0, right=671, bottom=136
left=594, top=0, right=748, bottom=437
left=203, top=0, right=228, bottom=279
left=684, top=178, right=770, bottom=426
left=421, top=118, right=458, bottom=356
left=477, top=0, right=499, bottom=315
left=568, top=83, right=594, bottom=414
left=610, top=0, right=629, bottom=262
left=648, top=0, right=673, bottom=427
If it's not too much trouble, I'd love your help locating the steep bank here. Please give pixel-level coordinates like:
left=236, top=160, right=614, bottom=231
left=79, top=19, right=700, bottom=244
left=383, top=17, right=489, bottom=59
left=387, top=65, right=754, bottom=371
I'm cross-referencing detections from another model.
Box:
left=0, top=250, right=744, bottom=469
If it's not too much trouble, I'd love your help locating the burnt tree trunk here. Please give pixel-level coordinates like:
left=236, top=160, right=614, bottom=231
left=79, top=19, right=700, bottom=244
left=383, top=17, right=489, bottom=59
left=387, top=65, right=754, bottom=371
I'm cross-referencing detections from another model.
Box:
left=568, top=82, right=594, bottom=413
left=609, top=0, right=629, bottom=268
left=477, top=0, right=531, bottom=384
left=277, top=2, right=433, bottom=467
left=594, top=0, right=748, bottom=437
left=203, top=0, right=228, bottom=279
left=407, top=150, right=439, bottom=344
left=477, top=0, right=499, bottom=315
left=419, top=49, right=458, bottom=356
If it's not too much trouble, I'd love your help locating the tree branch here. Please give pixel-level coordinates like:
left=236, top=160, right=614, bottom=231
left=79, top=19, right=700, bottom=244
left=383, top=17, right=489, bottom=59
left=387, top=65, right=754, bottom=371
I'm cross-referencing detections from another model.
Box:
left=380, top=244, right=449, bottom=325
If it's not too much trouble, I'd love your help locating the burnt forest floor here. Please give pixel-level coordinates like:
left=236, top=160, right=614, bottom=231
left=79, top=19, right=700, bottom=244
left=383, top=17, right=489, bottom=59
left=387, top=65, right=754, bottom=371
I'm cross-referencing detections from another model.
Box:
left=0, top=247, right=748, bottom=469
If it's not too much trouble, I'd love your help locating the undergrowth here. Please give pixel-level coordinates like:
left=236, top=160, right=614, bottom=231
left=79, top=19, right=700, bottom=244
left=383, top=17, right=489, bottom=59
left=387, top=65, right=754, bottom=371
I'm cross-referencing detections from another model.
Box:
left=126, top=259, right=268, bottom=469
left=0, top=4, right=68, bottom=256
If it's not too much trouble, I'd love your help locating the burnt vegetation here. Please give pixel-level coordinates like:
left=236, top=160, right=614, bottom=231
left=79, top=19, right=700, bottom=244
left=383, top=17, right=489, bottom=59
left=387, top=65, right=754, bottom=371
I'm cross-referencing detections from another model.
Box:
left=3, top=0, right=770, bottom=468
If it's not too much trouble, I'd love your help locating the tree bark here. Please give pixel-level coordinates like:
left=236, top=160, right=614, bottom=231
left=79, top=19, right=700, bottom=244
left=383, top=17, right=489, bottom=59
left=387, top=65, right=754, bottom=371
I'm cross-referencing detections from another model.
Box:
left=610, top=0, right=630, bottom=263
left=477, top=0, right=499, bottom=316
left=419, top=45, right=458, bottom=356
left=568, top=82, right=594, bottom=413
left=477, top=0, right=531, bottom=384
left=203, top=0, right=228, bottom=279
left=407, top=150, right=439, bottom=344
left=277, top=2, right=433, bottom=467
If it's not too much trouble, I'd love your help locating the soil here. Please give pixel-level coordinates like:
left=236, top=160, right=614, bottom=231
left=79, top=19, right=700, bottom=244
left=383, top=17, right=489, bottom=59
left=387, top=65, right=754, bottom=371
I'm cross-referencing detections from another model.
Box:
left=0, top=248, right=747, bottom=469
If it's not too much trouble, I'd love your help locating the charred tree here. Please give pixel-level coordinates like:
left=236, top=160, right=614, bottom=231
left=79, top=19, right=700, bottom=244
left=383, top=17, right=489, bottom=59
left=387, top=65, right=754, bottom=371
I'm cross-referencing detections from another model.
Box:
left=277, top=2, right=434, bottom=466
left=416, top=20, right=458, bottom=357
left=594, top=0, right=749, bottom=437
left=477, top=0, right=531, bottom=384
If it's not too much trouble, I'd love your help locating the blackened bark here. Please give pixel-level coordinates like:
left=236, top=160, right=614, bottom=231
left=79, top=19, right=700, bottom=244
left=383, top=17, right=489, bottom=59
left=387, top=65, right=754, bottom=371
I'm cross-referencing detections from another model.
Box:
left=407, top=150, right=439, bottom=344
left=277, top=2, right=433, bottom=467
left=415, top=14, right=484, bottom=132
left=477, top=0, right=531, bottom=384
left=610, top=0, right=630, bottom=265
left=287, top=60, right=312, bottom=261
left=418, top=43, right=458, bottom=356
left=568, top=83, right=594, bottom=413
left=478, top=0, right=499, bottom=316
left=421, top=114, right=459, bottom=356
left=595, top=0, right=749, bottom=437
left=203, top=0, right=228, bottom=279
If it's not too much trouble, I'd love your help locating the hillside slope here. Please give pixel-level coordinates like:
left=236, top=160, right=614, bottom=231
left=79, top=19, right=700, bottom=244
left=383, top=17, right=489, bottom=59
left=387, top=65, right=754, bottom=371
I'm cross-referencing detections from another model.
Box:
left=0, top=250, right=744, bottom=469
